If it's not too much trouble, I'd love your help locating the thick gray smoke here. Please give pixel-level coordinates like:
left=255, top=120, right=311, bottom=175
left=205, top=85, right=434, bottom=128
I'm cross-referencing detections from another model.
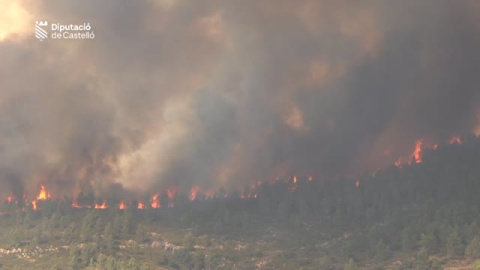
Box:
left=0, top=0, right=479, bottom=198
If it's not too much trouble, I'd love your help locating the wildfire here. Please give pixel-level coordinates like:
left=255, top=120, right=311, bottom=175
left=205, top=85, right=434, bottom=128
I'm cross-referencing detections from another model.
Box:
left=30, top=185, right=51, bottom=211
left=37, top=185, right=50, bottom=200
left=394, top=136, right=464, bottom=168
left=190, top=186, right=200, bottom=201
left=72, top=203, right=91, bottom=209
left=151, top=193, right=160, bottom=208
left=395, top=158, right=403, bottom=168
left=119, top=201, right=125, bottom=210
left=288, top=176, right=298, bottom=192
left=167, top=186, right=177, bottom=199
left=137, top=202, right=145, bottom=209
left=413, top=140, right=423, bottom=163
left=94, top=201, right=107, bottom=209
left=449, top=136, right=462, bottom=144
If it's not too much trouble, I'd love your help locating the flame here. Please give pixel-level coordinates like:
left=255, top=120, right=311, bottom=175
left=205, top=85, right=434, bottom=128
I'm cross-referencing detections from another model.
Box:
left=413, top=140, right=423, bottom=163
left=395, top=158, right=403, bottom=168
left=94, top=201, right=107, bottom=209
left=32, top=200, right=37, bottom=210
left=119, top=201, right=125, bottom=210
left=308, top=176, right=313, bottom=182
left=190, top=186, right=200, bottom=201
left=355, top=180, right=360, bottom=188
left=137, top=202, right=145, bottom=209
left=7, top=193, right=13, bottom=203
left=433, top=144, right=438, bottom=150
left=289, top=176, right=298, bottom=192
left=151, top=193, right=160, bottom=208
left=72, top=203, right=91, bottom=209
left=167, top=186, right=177, bottom=199
left=37, top=185, right=50, bottom=200
left=449, top=136, right=462, bottom=144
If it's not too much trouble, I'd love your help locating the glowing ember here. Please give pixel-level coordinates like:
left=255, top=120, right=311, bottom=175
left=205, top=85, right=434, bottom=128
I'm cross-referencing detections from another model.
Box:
left=449, top=136, right=462, bottom=144
left=94, top=201, right=107, bottom=209
left=167, top=186, right=177, bottom=199
left=413, top=140, right=423, bottom=163
left=119, top=201, right=126, bottom=210
left=395, top=158, right=403, bottom=168
left=72, top=203, right=91, bottom=209
left=289, top=176, right=298, bottom=192
left=151, top=193, right=160, bottom=208
left=190, top=186, right=200, bottom=201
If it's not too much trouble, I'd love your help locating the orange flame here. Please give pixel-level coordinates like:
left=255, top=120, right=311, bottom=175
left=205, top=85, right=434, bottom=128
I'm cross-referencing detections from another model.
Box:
left=32, top=200, right=37, bottom=210
left=72, top=203, right=91, bottom=209
left=137, top=202, right=145, bottom=209
left=94, top=201, right=107, bottom=209
left=355, top=180, right=360, bottom=188
left=449, top=136, right=462, bottom=144
left=151, top=193, right=160, bottom=208
left=395, top=158, right=403, bottom=168
left=119, top=201, right=125, bottom=210
left=167, top=186, right=177, bottom=199
left=190, top=186, right=200, bottom=201
left=7, top=193, right=13, bottom=203
left=308, top=176, right=313, bottom=182
left=37, top=185, right=50, bottom=200
left=413, top=140, right=423, bottom=163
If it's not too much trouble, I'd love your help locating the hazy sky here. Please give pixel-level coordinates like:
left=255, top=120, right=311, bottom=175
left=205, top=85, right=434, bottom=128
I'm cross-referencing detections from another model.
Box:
left=0, top=0, right=479, bottom=198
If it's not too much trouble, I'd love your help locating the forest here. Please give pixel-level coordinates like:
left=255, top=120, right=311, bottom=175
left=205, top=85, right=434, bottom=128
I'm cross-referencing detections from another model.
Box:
left=1, top=135, right=480, bottom=269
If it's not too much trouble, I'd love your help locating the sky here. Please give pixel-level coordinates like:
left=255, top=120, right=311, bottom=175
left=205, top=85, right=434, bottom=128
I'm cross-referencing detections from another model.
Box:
left=0, top=0, right=479, bottom=198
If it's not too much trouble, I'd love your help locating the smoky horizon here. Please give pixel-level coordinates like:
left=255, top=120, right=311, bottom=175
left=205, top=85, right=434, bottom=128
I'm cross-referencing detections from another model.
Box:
left=0, top=0, right=479, bottom=201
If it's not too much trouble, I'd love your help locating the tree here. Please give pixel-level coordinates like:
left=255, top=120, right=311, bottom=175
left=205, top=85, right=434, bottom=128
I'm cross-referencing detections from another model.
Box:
left=419, top=229, right=440, bottom=254
left=466, top=236, right=480, bottom=258
left=414, top=247, right=431, bottom=270
left=374, top=240, right=392, bottom=262
left=135, top=225, right=148, bottom=243
left=104, top=222, right=116, bottom=254
left=69, top=246, right=81, bottom=270
left=446, top=229, right=464, bottom=258
left=194, top=250, right=205, bottom=270
left=183, top=231, right=195, bottom=249
left=344, top=258, right=357, bottom=270
left=122, top=210, right=133, bottom=235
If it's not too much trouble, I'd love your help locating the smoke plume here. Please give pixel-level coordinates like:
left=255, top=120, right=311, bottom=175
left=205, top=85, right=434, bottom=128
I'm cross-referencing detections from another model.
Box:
left=0, top=0, right=479, bottom=198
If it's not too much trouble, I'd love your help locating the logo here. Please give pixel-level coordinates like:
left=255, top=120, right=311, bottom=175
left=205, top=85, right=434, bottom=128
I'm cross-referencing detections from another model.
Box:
left=35, top=21, right=48, bottom=41
left=34, top=21, right=95, bottom=41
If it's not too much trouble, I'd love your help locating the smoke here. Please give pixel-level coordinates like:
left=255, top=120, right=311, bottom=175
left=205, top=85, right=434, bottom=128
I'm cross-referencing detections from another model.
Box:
left=0, top=0, right=479, bottom=197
